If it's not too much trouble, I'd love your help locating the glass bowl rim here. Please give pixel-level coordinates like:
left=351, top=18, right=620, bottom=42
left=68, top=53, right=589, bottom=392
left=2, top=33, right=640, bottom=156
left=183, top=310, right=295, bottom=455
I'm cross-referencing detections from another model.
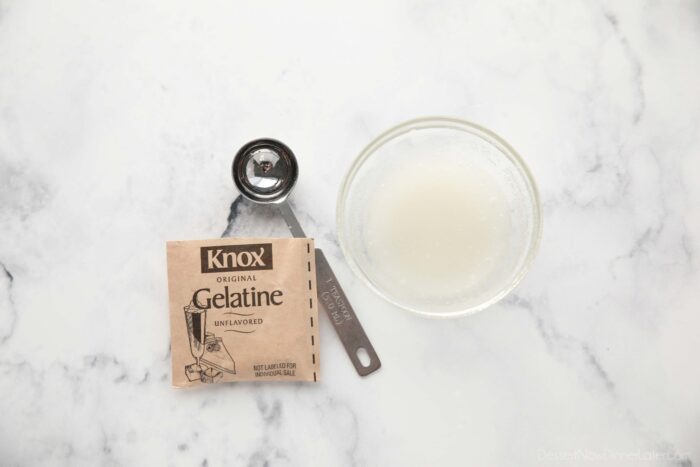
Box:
left=336, top=116, right=543, bottom=318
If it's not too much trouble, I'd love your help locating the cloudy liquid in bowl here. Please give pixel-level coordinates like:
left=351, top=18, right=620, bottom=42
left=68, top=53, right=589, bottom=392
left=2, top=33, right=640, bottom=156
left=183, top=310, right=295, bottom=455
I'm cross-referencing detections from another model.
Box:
left=340, top=121, right=540, bottom=316
left=364, top=157, right=511, bottom=309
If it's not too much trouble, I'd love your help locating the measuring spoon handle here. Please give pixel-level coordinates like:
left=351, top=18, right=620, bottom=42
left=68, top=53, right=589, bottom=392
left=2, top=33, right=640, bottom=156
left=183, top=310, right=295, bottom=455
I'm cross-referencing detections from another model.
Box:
left=314, top=249, right=381, bottom=376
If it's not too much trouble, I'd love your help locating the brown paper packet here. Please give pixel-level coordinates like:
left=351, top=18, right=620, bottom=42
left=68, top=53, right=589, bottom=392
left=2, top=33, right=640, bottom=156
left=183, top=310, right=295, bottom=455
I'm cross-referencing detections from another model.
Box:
left=166, top=237, right=320, bottom=387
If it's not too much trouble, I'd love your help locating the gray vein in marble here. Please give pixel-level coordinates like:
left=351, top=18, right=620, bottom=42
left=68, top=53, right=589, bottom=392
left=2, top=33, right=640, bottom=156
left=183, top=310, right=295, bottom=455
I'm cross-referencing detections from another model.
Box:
left=602, top=8, right=646, bottom=125
left=313, top=395, right=361, bottom=467
left=0, top=159, right=51, bottom=223
left=245, top=395, right=289, bottom=467
left=223, top=391, right=289, bottom=467
left=508, top=294, right=693, bottom=466
left=681, top=233, right=695, bottom=268
left=610, top=222, right=665, bottom=280
left=506, top=295, right=617, bottom=395
left=0, top=262, right=17, bottom=345
left=646, top=147, right=697, bottom=274
left=221, top=195, right=245, bottom=238
left=608, top=146, right=695, bottom=287
left=256, top=396, right=283, bottom=428
left=543, top=142, right=633, bottom=212
left=101, top=428, right=113, bottom=458
left=77, top=353, right=164, bottom=388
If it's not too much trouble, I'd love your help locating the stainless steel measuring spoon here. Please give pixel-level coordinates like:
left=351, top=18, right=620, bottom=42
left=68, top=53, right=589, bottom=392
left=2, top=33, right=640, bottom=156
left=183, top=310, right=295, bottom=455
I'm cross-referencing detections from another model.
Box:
left=232, top=138, right=381, bottom=376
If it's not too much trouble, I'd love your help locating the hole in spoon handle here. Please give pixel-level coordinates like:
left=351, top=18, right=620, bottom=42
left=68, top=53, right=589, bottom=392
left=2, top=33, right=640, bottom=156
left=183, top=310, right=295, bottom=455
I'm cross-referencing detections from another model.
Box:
left=314, top=249, right=381, bottom=376
left=356, top=347, right=371, bottom=367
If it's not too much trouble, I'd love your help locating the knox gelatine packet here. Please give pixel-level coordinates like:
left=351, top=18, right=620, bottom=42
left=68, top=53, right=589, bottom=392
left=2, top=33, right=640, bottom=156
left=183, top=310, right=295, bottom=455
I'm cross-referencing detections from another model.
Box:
left=166, top=237, right=320, bottom=387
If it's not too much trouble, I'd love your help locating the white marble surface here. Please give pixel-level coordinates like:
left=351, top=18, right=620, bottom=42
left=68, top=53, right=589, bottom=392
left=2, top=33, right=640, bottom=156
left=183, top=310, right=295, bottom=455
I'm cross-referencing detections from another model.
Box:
left=1, top=1, right=699, bottom=466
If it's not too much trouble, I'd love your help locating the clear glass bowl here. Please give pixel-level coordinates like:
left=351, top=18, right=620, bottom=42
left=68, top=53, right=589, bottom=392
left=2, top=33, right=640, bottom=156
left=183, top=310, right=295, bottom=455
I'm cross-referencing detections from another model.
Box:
left=337, top=117, right=542, bottom=318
